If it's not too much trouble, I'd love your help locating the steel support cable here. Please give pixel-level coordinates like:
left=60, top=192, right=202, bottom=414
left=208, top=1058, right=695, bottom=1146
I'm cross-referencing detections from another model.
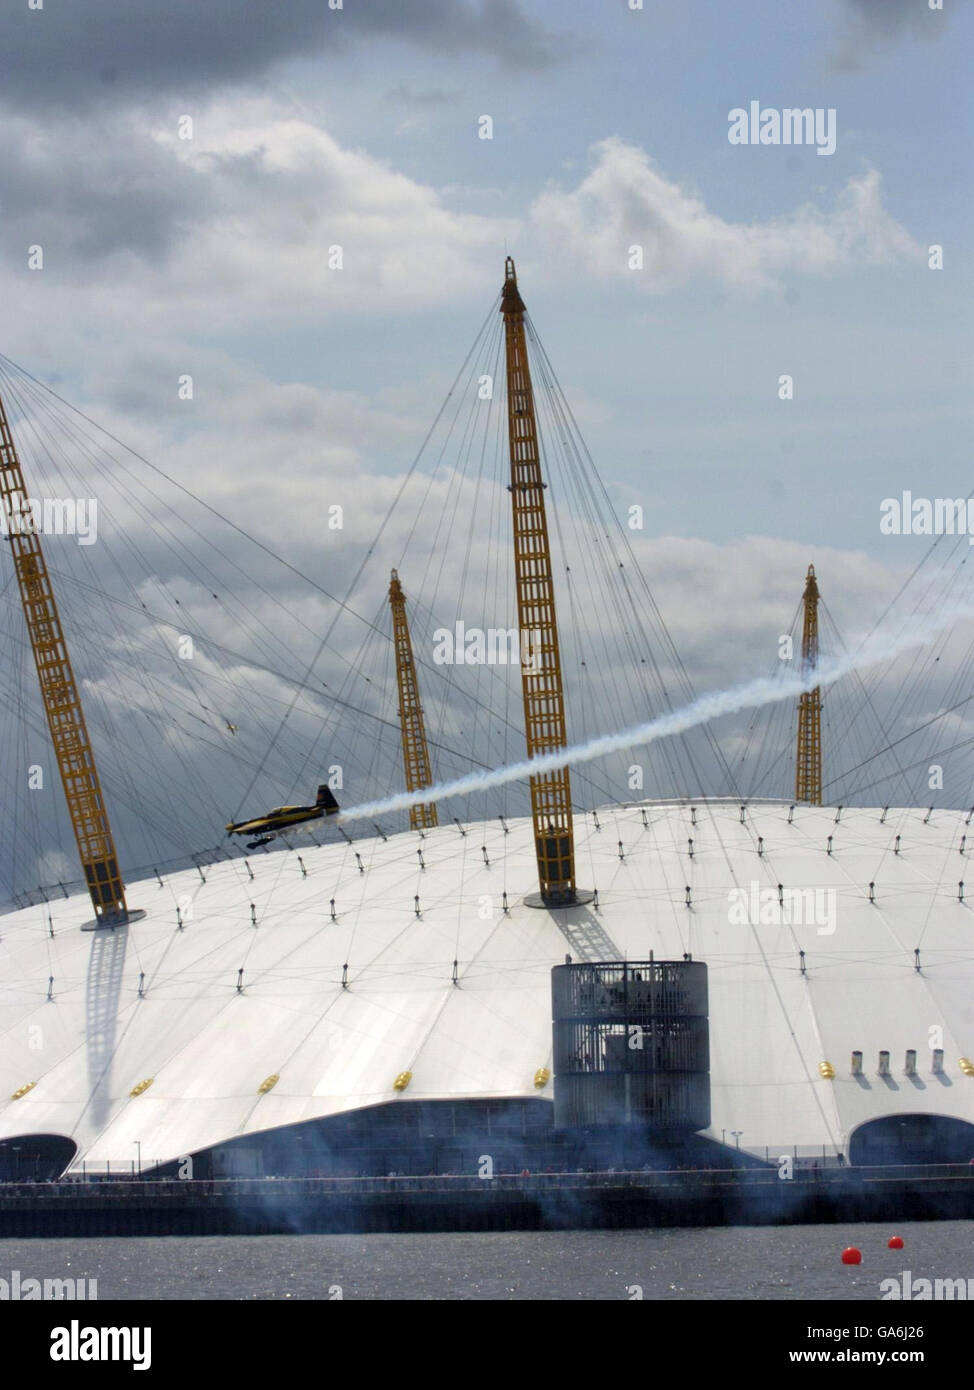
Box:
left=495, top=388, right=513, bottom=821
left=524, top=315, right=740, bottom=797
left=528, top=330, right=704, bottom=800
left=749, top=535, right=973, bottom=806
left=447, top=326, right=627, bottom=813
left=818, top=600, right=915, bottom=805
left=273, top=590, right=390, bottom=817
left=824, top=688, right=875, bottom=805
left=265, top=307, right=578, bottom=822
left=441, top=325, right=630, bottom=811
left=753, top=681, right=800, bottom=796
left=745, top=651, right=797, bottom=797
left=30, top=588, right=394, bottom=812
left=843, top=505, right=974, bottom=660
left=0, top=486, right=347, bottom=889
left=448, top=318, right=507, bottom=825
left=405, top=589, right=568, bottom=784
left=350, top=609, right=395, bottom=799
left=749, top=729, right=792, bottom=799
left=835, top=735, right=974, bottom=801
left=749, top=652, right=806, bottom=801
left=345, top=305, right=502, bottom=773
left=5, top=835, right=245, bottom=911
left=874, top=564, right=969, bottom=737
left=825, top=684, right=911, bottom=807
left=824, top=697, right=974, bottom=796
left=528, top=348, right=655, bottom=764
left=235, top=300, right=501, bottom=814
left=11, top=588, right=42, bottom=894
left=908, top=810, right=970, bottom=954
left=413, top=359, right=485, bottom=611
left=0, top=360, right=370, bottom=802
left=393, top=298, right=502, bottom=571
left=749, top=700, right=797, bottom=799
left=0, top=658, right=191, bottom=950
left=887, top=630, right=969, bottom=771
left=688, top=799, right=844, bottom=1149
left=843, top=537, right=972, bottom=753
left=527, top=320, right=736, bottom=802
left=473, top=334, right=511, bottom=831
left=556, top=561, right=623, bottom=883
left=535, top=389, right=660, bottom=812
left=470, top=319, right=511, bottom=839
left=410, top=314, right=504, bottom=823
left=0, top=350, right=408, bottom=649
left=0, top=379, right=183, bottom=907
left=172, top=291, right=578, bottom=811
left=738, top=599, right=802, bottom=792
left=834, top=625, right=973, bottom=806
left=0, top=402, right=218, bottom=870
left=530, top=350, right=668, bottom=749
left=43, top=565, right=498, bottom=776
left=0, top=587, right=24, bottom=892
left=0, top=367, right=167, bottom=792
left=0, top=364, right=233, bottom=852
left=0, top=360, right=320, bottom=724
left=0, top=657, right=200, bottom=879
left=534, top=371, right=660, bottom=791
left=1, top=573, right=205, bottom=882
left=0, top=347, right=500, bottom=845
left=281, top=531, right=523, bottom=829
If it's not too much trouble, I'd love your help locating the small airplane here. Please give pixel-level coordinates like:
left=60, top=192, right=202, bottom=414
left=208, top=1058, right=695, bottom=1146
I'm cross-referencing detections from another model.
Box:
left=226, top=784, right=340, bottom=849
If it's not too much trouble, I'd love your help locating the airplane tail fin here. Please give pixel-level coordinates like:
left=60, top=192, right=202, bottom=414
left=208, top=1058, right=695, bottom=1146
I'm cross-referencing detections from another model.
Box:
left=316, top=784, right=340, bottom=815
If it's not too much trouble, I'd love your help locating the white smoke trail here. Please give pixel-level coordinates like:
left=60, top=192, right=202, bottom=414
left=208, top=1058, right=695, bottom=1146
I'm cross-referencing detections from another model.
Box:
left=337, top=598, right=974, bottom=824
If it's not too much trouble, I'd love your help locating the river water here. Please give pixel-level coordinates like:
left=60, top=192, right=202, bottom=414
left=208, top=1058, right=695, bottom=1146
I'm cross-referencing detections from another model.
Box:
left=1, top=1221, right=970, bottom=1300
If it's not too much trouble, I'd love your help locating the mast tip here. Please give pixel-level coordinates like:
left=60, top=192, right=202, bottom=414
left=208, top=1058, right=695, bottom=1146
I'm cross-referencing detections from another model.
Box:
left=500, top=257, right=525, bottom=314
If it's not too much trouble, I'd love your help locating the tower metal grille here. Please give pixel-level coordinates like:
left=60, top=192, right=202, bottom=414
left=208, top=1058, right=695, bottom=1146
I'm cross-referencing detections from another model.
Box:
left=389, top=568, right=438, bottom=831
left=500, top=258, right=577, bottom=904
left=0, top=391, right=128, bottom=920
left=795, top=563, right=822, bottom=805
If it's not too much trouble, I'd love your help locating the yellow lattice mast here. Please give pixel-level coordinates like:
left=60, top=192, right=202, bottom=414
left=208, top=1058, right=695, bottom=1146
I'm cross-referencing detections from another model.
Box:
left=795, top=563, right=822, bottom=805
left=0, top=390, right=129, bottom=924
left=389, top=568, right=438, bottom=831
left=501, top=258, right=587, bottom=907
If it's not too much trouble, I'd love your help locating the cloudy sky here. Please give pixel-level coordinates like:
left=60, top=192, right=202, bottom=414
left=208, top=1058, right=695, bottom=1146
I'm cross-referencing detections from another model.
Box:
left=0, top=0, right=971, bottom=898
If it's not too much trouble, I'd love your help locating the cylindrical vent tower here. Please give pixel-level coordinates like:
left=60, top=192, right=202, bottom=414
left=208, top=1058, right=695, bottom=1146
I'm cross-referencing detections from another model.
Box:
left=552, top=960, right=710, bottom=1130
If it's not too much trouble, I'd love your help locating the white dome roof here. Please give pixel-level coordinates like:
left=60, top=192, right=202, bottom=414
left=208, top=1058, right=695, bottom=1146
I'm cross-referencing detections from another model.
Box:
left=1, top=798, right=972, bottom=1171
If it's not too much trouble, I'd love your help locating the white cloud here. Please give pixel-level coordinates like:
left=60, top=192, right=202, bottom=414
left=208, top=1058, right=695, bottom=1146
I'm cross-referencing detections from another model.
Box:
left=146, top=103, right=516, bottom=326
left=530, top=138, right=921, bottom=291
left=1, top=110, right=922, bottom=360
left=0, top=100, right=515, bottom=344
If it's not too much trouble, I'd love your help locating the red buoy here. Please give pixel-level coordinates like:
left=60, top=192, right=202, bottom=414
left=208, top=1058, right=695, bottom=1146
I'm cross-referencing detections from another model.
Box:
left=841, top=1247, right=862, bottom=1265
left=888, top=1236, right=904, bottom=1250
